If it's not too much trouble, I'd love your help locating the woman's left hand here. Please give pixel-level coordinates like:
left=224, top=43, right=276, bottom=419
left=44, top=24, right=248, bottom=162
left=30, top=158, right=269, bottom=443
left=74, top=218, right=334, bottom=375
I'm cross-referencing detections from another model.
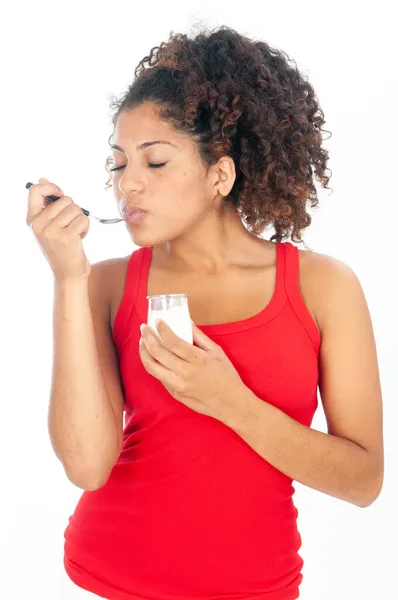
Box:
left=139, top=319, right=248, bottom=423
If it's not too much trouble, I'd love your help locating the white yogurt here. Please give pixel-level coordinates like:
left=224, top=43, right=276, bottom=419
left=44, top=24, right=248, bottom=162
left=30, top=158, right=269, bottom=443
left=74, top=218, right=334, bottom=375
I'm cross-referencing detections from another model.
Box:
left=147, top=295, right=193, bottom=345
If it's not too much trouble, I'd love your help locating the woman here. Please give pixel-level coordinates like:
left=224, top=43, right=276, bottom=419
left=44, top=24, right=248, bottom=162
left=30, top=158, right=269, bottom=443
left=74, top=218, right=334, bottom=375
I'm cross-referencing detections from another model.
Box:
left=27, top=26, right=384, bottom=600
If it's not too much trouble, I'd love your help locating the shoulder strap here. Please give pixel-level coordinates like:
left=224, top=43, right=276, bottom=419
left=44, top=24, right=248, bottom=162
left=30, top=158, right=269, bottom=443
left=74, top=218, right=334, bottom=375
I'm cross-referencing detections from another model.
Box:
left=283, top=242, right=300, bottom=297
left=112, top=247, right=146, bottom=350
left=283, top=242, right=321, bottom=352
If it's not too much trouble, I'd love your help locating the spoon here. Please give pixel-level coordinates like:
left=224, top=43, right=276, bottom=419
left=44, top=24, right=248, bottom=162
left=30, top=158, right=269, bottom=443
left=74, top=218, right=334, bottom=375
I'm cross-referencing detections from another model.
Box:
left=25, top=182, right=125, bottom=224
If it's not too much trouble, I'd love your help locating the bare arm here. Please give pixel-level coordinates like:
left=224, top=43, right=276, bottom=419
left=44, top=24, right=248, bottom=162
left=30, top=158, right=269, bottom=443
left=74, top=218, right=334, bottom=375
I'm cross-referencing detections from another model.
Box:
left=224, top=254, right=384, bottom=507
left=48, top=261, right=125, bottom=490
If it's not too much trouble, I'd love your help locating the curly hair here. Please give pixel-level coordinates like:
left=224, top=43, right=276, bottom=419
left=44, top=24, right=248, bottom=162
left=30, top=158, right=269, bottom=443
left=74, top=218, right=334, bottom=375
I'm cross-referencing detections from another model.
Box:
left=105, top=25, right=332, bottom=244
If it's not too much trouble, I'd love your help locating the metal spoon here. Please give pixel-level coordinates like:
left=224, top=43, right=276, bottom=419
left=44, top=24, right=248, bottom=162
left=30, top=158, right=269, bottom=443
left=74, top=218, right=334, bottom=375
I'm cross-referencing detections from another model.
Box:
left=25, top=182, right=125, bottom=224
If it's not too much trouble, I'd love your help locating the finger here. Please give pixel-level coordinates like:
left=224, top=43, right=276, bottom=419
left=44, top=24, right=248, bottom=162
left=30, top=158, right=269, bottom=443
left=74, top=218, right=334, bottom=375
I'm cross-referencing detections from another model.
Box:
left=67, top=213, right=91, bottom=239
left=26, top=179, right=64, bottom=225
left=191, top=320, right=222, bottom=353
left=46, top=201, right=85, bottom=228
left=141, top=325, right=187, bottom=373
left=154, top=320, right=206, bottom=362
left=38, top=177, right=65, bottom=204
left=36, top=200, right=83, bottom=238
left=139, top=337, right=180, bottom=389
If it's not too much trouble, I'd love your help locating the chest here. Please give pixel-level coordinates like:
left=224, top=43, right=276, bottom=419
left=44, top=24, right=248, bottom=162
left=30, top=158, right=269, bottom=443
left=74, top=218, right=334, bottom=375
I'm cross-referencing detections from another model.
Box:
left=145, top=265, right=277, bottom=326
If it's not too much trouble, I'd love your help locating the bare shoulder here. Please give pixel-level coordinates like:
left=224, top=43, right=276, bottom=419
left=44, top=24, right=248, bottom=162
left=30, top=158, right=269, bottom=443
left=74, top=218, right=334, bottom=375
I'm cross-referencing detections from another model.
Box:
left=297, top=247, right=365, bottom=335
left=90, top=256, right=130, bottom=283
left=298, top=246, right=356, bottom=273
left=297, top=247, right=359, bottom=290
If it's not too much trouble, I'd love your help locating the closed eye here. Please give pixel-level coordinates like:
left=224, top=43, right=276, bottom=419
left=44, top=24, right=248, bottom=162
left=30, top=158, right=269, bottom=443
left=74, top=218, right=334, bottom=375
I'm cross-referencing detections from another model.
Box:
left=110, top=163, right=167, bottom=172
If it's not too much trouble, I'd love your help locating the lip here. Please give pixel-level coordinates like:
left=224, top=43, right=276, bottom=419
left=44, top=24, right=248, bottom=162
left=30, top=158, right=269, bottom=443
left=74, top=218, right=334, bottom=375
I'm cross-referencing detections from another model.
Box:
left=123, top=209, right=147, bottom=223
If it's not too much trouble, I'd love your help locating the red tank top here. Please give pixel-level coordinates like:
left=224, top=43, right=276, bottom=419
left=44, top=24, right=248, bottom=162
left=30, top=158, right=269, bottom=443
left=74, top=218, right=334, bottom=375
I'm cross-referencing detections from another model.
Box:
left=63, top=241, right=321, bottom=600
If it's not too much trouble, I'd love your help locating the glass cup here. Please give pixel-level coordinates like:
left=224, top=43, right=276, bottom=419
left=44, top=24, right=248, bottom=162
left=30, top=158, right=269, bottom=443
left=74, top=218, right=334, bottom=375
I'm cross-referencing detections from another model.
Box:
left=147, top=293, right=193, bottom=345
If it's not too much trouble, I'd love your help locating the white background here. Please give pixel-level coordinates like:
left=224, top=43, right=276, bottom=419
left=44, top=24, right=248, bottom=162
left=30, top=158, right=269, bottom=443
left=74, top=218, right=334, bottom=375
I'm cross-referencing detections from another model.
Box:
left=1, top=1, right=397, bottom=598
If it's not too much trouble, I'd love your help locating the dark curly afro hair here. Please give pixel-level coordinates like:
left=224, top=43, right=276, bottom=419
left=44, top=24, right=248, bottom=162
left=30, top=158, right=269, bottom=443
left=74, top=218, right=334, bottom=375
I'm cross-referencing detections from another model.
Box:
left=105, top=25, right=332, bottom=244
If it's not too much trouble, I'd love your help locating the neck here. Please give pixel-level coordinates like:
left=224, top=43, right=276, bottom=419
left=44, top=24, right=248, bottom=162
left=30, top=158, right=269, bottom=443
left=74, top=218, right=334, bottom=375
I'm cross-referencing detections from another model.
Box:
left=155, top=203, right=260, bottom=275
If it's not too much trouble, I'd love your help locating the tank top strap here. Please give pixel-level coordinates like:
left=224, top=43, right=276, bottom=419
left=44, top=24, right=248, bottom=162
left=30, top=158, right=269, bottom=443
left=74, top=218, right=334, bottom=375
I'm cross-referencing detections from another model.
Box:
left=112, top=247, right=147, bottom=350
left=282, top=241, right=321, bottom=352
left=282, top=242, right=300, bottom=297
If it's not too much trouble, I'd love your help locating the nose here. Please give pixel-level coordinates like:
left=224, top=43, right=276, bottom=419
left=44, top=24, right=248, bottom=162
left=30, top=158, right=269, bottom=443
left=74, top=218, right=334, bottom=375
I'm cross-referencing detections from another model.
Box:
left=118, top=181, right=145, bottom=196
left=117, top=168, right=145, bottom=195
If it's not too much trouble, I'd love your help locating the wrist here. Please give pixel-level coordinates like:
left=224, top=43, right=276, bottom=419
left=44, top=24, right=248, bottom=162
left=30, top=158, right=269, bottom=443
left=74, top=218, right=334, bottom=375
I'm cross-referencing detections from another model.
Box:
left=222, top=384, right=260, bottom=431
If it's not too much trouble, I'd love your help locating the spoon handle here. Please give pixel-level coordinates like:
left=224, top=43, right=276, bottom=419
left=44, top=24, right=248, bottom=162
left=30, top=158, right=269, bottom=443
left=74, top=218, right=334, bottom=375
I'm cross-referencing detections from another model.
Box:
left=25, top=182, right=90, bottom=216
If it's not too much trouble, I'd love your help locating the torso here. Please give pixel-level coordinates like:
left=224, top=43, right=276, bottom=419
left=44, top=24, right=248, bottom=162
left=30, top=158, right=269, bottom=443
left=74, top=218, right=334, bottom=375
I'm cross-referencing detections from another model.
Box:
left=107, top=240, right=322, bottom=337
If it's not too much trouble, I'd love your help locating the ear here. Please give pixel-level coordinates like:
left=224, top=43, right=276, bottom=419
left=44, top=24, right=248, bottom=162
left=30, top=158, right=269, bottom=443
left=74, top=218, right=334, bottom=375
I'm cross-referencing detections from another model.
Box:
left=211, top=155, right=236, bottom=198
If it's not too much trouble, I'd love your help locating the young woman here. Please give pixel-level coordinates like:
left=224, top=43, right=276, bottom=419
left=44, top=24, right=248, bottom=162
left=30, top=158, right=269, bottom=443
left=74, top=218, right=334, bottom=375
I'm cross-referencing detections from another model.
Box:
left=27, top=26, right=383, bottom=600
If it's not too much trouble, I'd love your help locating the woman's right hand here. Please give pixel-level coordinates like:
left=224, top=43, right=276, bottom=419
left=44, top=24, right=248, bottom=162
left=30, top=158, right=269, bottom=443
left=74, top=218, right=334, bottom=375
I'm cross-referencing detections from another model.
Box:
left=26, top=177, right=91, bottom=284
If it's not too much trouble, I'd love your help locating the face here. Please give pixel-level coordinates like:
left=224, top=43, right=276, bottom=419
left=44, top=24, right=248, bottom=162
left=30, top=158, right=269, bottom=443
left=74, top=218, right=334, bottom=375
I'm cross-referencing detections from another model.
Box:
left=109, top=102, right=234, bottom=247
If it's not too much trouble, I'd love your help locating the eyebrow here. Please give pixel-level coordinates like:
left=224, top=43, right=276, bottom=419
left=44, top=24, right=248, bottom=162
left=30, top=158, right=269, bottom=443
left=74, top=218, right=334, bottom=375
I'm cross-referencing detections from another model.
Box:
left=110, top=140, right=177, bottom=152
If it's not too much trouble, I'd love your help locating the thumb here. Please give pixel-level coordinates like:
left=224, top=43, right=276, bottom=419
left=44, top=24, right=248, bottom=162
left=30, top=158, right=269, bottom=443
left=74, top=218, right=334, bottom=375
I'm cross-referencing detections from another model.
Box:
left=39, top=177, right=64, bottom=196
left=191, top=319, right=220, bottom=353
